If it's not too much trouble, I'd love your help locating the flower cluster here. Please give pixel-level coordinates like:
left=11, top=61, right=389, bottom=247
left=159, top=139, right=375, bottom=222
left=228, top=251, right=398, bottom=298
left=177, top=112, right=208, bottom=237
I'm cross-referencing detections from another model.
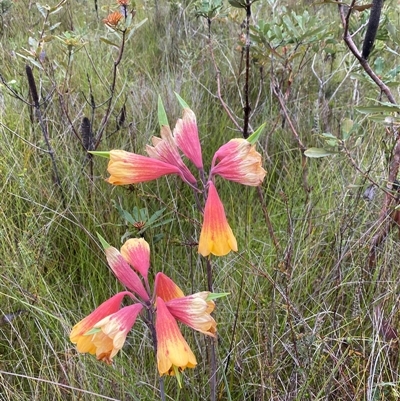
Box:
left=70, top=237, right=216, bottom=377
left=102, top=95, right=266, bottom=257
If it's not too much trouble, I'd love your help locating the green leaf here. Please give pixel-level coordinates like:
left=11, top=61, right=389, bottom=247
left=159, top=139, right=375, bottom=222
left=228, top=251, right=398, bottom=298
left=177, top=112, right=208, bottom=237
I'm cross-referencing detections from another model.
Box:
left=157, top=96, right=169, bottom=127
left=206, top=292, right=230, bottom=301
left=89, top=151, right=110, bottom=158
left=97, top=233, right=111, bottom=249
left=228, top=0, right=246, bottom=8
left=341, top=118, right=353, bottom=140
left=173, top=365, right=183, bottom=388
left=99, top=37, right=119, bottom=48
left=174, top=92, right=190, bottom=109
left=304, top=147, right=336, bottom=158
left=356, top=105, right=400, bottom=114
left=247, top=123, right=266, bottom=144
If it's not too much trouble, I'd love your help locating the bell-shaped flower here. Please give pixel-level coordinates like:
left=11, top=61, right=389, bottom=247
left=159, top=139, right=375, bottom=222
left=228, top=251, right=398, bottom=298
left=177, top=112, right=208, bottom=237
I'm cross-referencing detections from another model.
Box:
left=165, top=292, right=217, bottom=337
left=173, top=108, right=203, bottom=170
left=105, top=245, right=150, bottom=301
left=70, top=291, right=133, bottom=354
left=106, top=150, right=182, bottom=185
left=210, top=138, right=266, bottom=186
left=156, top=297, right=197, bottom=376
left=91, top=303, right=143, bottom=364
left=154, top=272, right=184, bottom=302
left=120, top=238, right=150, bottom=283
left=146, top=125, right=197, bottom=185
left=198, top=181, right=238, bottom=257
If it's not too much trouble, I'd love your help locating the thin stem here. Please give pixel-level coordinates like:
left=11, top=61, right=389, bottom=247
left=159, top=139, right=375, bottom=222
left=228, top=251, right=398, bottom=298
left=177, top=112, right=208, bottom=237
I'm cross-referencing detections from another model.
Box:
left=242, top=0, right=252, bottom=138
left=94, top=29, right=127, bottom=149
left=146, top=307, right=166, bottom=401
left=25, top=65, right=66, bottom=208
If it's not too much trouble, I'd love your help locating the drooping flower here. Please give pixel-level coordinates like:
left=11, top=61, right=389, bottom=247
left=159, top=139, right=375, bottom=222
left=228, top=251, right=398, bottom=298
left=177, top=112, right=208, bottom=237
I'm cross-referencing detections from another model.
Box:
left=156, top=297, right=197, bottom=376
left=154, top=272, right=184, bottom=302
left=173, top=108, right=203, bottom=170
left=198, top=181, right=238, bottom=257
left=154, top=273, right=216, bottom=336
left=146, top=125, right=197, bottom=185
left=91, top=303, right=143, bottom=364
left=120, top=238, right=151, bottom=283
left=210, top=138, right=266, bottom=186
left=106, top=150, right=182, bottom=185
left=70, top=291, right=133, bottom=354
left=105, top=245, right=149, bottom=301
left=166, top=292, right=216, bottom=337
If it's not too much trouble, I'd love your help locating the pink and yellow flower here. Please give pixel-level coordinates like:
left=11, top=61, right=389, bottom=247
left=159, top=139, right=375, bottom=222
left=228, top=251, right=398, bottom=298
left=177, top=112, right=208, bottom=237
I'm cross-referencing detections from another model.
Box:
left=173, top=108, right=203, bottom=169
left=146, top=125, right=197, bottom=185
left=156, top=297, right=197, bottom=376
left=91, top=303, right=143, bottom=364
left=106, top=150, right=182, bottom=185
left=154, top=273, right=216, bottom=337
left=165, top=292, right=216, bottom=337
left=198, top=181, right=238, bottom=257
left=70, top=291, right=133, bottom=355
left=210, top=138, right=266, bottom=186
left=105, top=245, right=149, bottom=301
left=154, top=271, right=184, bottom=301
left=120, top=238, right=150, bottom=283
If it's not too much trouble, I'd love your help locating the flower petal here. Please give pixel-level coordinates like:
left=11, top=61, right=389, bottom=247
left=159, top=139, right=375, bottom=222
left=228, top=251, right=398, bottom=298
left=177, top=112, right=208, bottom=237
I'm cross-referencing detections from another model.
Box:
left=146, top=125, right=197, bottom=185
left=105, top=246, right=149, bottom=301
left=198, top=182, right=238, bottom=257
left=93, top=303, right=143, bottom=364
left=173, top=108, right=203, bottom=169
left=166, top=292, right=217, bottom=337
left=120, top=238, right=150, bottom=281
left=156, top=297, right=197, bottom=376
left=70, top=291, right=133, bottom=354
left=107, top=150, right=182, bottom=185
left=154, top=272, right=185, bottom=302
left=210, top=138, right=266, bottom=186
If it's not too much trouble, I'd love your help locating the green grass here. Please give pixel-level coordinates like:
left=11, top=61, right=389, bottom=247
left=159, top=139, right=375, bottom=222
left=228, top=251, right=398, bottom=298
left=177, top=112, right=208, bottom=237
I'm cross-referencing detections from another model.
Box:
left=1, top=0, right=400, bottom=400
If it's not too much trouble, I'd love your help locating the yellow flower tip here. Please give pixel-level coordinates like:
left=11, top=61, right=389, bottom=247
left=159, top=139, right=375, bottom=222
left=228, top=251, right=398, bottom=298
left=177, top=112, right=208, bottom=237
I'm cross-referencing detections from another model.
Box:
left=198, top=182, right=238, bottom=257
left=156, top=298, right=197, bottom=376
left=70, top=292, right=130, bottom=355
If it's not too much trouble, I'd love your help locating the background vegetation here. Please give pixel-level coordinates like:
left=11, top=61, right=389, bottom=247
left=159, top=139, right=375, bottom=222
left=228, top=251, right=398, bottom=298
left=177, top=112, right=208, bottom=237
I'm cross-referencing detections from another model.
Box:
left=1, top=0, right=400, bottom=399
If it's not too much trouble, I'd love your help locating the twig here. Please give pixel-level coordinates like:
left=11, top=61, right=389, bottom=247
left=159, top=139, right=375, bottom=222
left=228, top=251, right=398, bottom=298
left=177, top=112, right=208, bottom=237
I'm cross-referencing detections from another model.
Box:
left=94, top=29, right=127, bottom=149
left=25, top=65, right=66, bottom=208
left=337, top=1, right=400, bottom=268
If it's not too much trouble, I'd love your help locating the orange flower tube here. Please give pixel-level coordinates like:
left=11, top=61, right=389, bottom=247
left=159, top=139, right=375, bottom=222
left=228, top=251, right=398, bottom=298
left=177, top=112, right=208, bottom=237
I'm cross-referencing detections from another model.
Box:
left=154, top=272, right=184, bottom=302
left=198, top=181, right=238, bottom=257
left=70, top=291, right=133, bottom=355
left=92, top=303, right=143, bottom=364
left=166, top=292, right=217, bottom=337
left=105, top=246, right=149, bottom=301
left=173, top=108, right=203, bottom=169
left=107, top=150, right=182, bottom=185
left=210, top=138, right=266, bottom=186
left=146, top=125, right=197, bottom=185
left=155, top=297, right=197, bottom=376
left=120, top=238, right=151, bottom=282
